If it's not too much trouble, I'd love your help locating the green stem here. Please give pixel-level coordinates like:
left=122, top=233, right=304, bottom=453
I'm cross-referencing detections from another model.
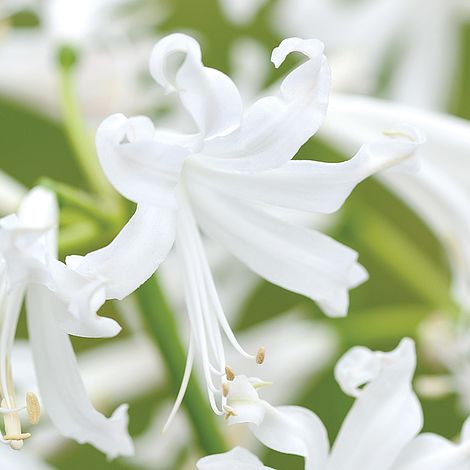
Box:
left=39, top=177, right=116, bottom=225
left=134, top=276, right=227, bottom=455
left=56, top=46, right=116, bottom=203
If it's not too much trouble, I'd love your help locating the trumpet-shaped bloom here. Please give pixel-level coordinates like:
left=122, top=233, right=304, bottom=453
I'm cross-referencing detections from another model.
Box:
left=68, top=33, right=422, bottom=419
left=204, top=339, right=470, bottom=470
left=321, top=93, right=470, bottom=310
left=0, top=187, right=133, bottom=458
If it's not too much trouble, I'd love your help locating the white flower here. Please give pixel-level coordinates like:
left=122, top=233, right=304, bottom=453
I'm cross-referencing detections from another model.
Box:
left=0, top=187, right=133, bottom=458
left=321, top=93, right=470, bottom=310
left=417, top=314, right=470, bottom=412
left=273, top=0, right=468, bottom=110
left=198, top=446, right=274, bottom=470
left=0, top=442, right=56, bottom=470
left=205, top=338, right=470, bottom=470
left=0, top=170, right=26, bottom=216
left=67, top=33, right=422, bottom=420
left=0, top=1, right=159, bottom=121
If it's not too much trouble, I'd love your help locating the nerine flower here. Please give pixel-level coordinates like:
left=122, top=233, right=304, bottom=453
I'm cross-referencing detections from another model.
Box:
left=321, top=93, right=470, bottom=311
left=273, top=0, right=469, bottom=110
left=201, top=339, right=470, bottom=470
left=0, top=187, right=133, bottom=458
left=67, top=33, right=423, bottom=420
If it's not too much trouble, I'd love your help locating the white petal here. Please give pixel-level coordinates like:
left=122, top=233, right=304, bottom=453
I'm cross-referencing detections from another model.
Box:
left=197, top=447, right=272, bottom=470
left=47, top=259, right=120, bottom=338
left=95, top=113, right=189, bottom=207
left=249, top=405, right=329, bottom=470
left=0, top=171, right=26, bottom=216
left=334, top=346, right=384, bottom=398
left=189, top=126, right=422, bottom=215
left=26, top=284, right=134, bottom=459
left=228, top=376, right=329, bottom=469
left=189, top=186, right=367, bottom=317
left=323, top=94, right=470, bottom=309
left=66, top=203, right=176, bottom=300
left=17, top=187, right=59, bottom=260
left=327, top=339, right=422, bottom=470
left=387, top=1, right=458, bottom=110
left=203, top=38, right=330, bottom=171
left=390, top=433, right=470, bottom=470
left=219, top=0, right=267, bottom=24
left=0, top=444, right=55, bottom=470
left=149, top=33, right=243, bottom=139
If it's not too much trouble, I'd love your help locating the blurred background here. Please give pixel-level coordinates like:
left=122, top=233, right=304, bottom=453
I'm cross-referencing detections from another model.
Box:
left=1, top=0, right=470, bottom=468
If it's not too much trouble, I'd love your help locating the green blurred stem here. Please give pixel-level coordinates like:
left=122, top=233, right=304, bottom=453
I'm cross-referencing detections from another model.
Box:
left=134, top=276, right=227, bottom=455
left=358, top=207, right=456, bottom=313
left=39, top=177, right=115, bottom=225
left=57, top=45, right=116, bottom=203
left=58, top=219, right=102, bottom=254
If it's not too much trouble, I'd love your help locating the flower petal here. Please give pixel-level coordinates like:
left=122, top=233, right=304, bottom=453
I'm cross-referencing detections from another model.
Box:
left=96, top=113, right=189, bottom=207
left=149, top=33, right=243, bottom=139
left=189, top=186, right=367, bottom=317
left=323, top=94, right=470, bottom=309
left=390, top=433, right=470, bottom=470
left=227, top=376, right=329, bottom=469
left=202, top=37, right=330, bottom=171
left=66, top=203, right=176, bottom=301
left=327, top=338, right=422, bottom=470
left=26, top=284, right=134, bottom=459
left=0, top=445, right=55, bottom=470
left=47, top=259, right=119, bottom=338
left=197, top=447, right=273, bottom=470
left=0, top=170, right=26, bottom=216
left=190, top=126, right=422, bottom=214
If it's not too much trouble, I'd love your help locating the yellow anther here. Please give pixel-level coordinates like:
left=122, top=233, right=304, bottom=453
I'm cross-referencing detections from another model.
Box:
left=225, top=366, right=235, bottom=381
left=256, top=347, right=266, bottom=365
left=4, top=433, right=31, bottom=441
left=26, top=392, right=40, bottom=425
left=223, top=406, right=237, bottom=420
left=222, top=382, right=229, bottom=397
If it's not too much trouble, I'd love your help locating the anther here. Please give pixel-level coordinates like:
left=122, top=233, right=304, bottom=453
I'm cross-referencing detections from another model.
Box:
left=256, top=346, right=266, bottom=365
left=225, top=366, right=235, bottom=381
left=222, top=382, right=229, bottom=397
left=26, top=392, right=40, bottom=425
left=4, top=433, right=31, bottom=441
left=223, top=406, right=237, bottom=420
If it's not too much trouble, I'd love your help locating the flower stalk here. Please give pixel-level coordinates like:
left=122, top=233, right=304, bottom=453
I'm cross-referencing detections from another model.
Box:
left=56, top=45, right=117, bottom=205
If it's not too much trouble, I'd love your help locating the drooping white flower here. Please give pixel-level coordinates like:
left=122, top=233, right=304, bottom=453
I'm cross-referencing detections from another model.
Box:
left=273, top=0, right=468, bottom=110
left=67, top=33, right=423, bottom=420
left=321, top=93, right=470, bottom=310
left=207, top=338, right=470, bottom=470
left=0, top=187, right=133, bottom=457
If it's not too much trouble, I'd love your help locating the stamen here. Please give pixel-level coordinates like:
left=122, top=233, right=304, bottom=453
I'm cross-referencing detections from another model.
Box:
left=223, top=405, right=237, bottom=420
left=26, top=392, right=40, bottom=425
left=256, top=347, right=266, bottom=364
left=222, top=382, right=229, bottom=397
left=225, top=366, right=235, bottom=381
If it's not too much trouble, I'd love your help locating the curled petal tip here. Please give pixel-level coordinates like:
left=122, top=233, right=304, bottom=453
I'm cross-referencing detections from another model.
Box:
left=271, top=37, right=325, bottom=68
